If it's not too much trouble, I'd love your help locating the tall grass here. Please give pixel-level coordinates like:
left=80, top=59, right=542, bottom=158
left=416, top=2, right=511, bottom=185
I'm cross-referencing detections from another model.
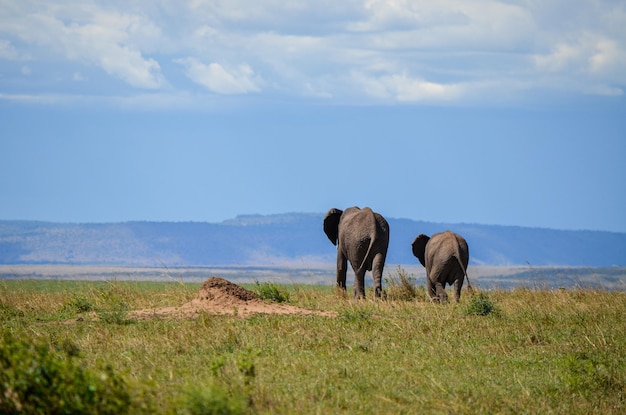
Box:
left=0, top=279, right=624, bottom=414
left=384, top=265, right=424, bottom=301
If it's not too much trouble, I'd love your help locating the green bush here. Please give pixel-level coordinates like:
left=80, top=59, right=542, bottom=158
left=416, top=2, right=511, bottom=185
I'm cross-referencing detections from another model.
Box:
left=93, top=282, right=135, bottom=324
left=0, top=301, right=24, bottom=320
left=62, top=294, right=95, bottom=314
left=0, top=333, right=132, bottom=414
left=463, top=293, right=498, bottom=316
left=185, top=382, right=248, bottom=415
left=183, top=349, right=259, bottom=415
left=253, top=280, right=289, bottom=303
left=97, top=298, right=131, bottom=325
left=384, top=266, right=423, bottom=301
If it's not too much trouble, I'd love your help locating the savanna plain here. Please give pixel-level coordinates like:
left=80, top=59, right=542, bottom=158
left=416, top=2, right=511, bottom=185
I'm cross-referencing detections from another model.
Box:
left=1, top=270, right=624, bottom=414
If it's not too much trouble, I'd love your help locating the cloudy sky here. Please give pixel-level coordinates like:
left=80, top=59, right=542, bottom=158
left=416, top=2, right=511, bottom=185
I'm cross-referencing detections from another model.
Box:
left=1, top=0, right=625, bottom=232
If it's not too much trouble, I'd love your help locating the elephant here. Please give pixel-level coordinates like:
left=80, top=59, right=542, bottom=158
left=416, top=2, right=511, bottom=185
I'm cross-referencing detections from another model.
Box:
left=323, top=207, right=390, bottom=299
left=412, top=231, right=470, bottom=303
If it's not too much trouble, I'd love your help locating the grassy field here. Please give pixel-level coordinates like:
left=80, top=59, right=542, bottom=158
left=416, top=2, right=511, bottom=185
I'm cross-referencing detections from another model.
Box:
left=1, top=276, right=625, bottom=414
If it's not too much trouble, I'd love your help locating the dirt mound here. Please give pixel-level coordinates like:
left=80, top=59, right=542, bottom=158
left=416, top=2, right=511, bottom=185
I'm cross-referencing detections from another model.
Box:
left=129, top=276, right=335, bottom=319
left=197, top=277, right=259, bottom=303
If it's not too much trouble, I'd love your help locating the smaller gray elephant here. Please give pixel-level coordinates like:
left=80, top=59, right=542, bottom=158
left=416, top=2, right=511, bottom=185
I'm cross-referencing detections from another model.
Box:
left=412, top=231, right=470, bottom=303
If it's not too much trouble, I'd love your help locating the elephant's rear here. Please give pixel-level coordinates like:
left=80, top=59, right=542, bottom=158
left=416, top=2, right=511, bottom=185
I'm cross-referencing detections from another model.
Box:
left=345, top=209, right=389, bottom=272
left=427, top=231, right=468, bottom=284
left=454, top=234, right=469, bottom=271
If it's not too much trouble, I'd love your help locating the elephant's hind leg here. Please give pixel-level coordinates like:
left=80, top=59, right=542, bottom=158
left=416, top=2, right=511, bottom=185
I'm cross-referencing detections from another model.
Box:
left=436, top=282, right=448, bottom=304
left=353, top=268, right=367, bottom=299
left=453, top=277, right=464, bottom=302
left=337, top=252, right=348, bottom=292
left=371, top=253, right=385, bottom=298
left=426, top=278, right=438, bottom=302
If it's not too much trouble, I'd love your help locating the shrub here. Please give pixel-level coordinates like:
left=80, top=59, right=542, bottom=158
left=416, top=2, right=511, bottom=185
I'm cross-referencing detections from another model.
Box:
left=463, top=293, right=499, bottom=316
left=183, top=349, right=259, bottom=415
left=93, top=282, right=133, bottom=324
left=0, top=301, right=24, bottom=320
left=253, top=280, right=290, bottom=303
left=185, top=382, right=248, bottom=415
left=384, top=266, right=423, bottom=301
left=0, top=333, right=132, bottom=414
left=62, top=294, right=95, bottom=314
left=97, top=298, right=131, bottom=325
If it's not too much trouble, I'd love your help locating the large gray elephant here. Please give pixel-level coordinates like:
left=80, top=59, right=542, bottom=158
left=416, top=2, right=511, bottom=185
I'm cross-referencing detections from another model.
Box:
left=412, top=231, right=470, bottom=303
left=323, top=207, right=390, bottom=299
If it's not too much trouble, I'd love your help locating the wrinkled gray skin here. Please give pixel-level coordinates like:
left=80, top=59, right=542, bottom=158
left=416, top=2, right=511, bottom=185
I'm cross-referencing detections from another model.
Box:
left=412, top=231, right=469, bottom=303
left=324, top=207, right=390, bottom=299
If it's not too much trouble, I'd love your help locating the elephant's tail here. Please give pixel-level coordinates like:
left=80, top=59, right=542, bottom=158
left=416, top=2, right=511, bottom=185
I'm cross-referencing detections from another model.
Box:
left=356, top=209, right=384, bottom=275
left=357, top=236, right=376, bottom=274
left=453, top=244, right=474, bottom=293
left=456, top=256, right=474, bottom=293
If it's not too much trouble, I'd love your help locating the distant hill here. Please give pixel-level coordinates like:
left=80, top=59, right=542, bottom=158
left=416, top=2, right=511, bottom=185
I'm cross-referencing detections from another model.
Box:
left=0, top=214, right=624, bottom=267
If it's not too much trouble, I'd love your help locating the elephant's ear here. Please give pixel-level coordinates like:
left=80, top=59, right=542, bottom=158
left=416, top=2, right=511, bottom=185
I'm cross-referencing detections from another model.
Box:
left=411, top=234, right=430, bottom=267
left=323, top=208, right=343, bottom=246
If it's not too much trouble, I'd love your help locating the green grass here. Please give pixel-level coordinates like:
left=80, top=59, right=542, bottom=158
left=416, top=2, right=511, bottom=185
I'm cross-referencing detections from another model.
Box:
left=1, top=279, right=624, bottom=414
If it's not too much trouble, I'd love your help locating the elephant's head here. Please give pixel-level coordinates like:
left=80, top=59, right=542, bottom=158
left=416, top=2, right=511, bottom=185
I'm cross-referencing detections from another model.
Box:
left=411, top=234, right=430, bottom=267
left=323, top=208, right=343, bottom=246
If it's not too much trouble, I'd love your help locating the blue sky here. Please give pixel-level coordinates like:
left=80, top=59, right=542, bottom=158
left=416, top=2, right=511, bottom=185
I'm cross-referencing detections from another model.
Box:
left=1, top=1, right=625, bottom=232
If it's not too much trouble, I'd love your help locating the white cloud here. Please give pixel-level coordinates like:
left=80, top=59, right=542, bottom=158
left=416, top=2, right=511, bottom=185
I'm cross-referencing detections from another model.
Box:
left=352, top=70, right=463, bottom=102
left=0, top=40, right=19, bottom=60
left=534, top=43, right=581, bottom=73
left=588, top=37, right=626, bottom=78
left=0, top=2, right=166, bottom=89
left=177, top=58, right=262, bottom=94
left=0, top=0, right=624, bottom=107
left=350, top=0, right=535, bottom=50
left=533, top=32, right=626, bottom=94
